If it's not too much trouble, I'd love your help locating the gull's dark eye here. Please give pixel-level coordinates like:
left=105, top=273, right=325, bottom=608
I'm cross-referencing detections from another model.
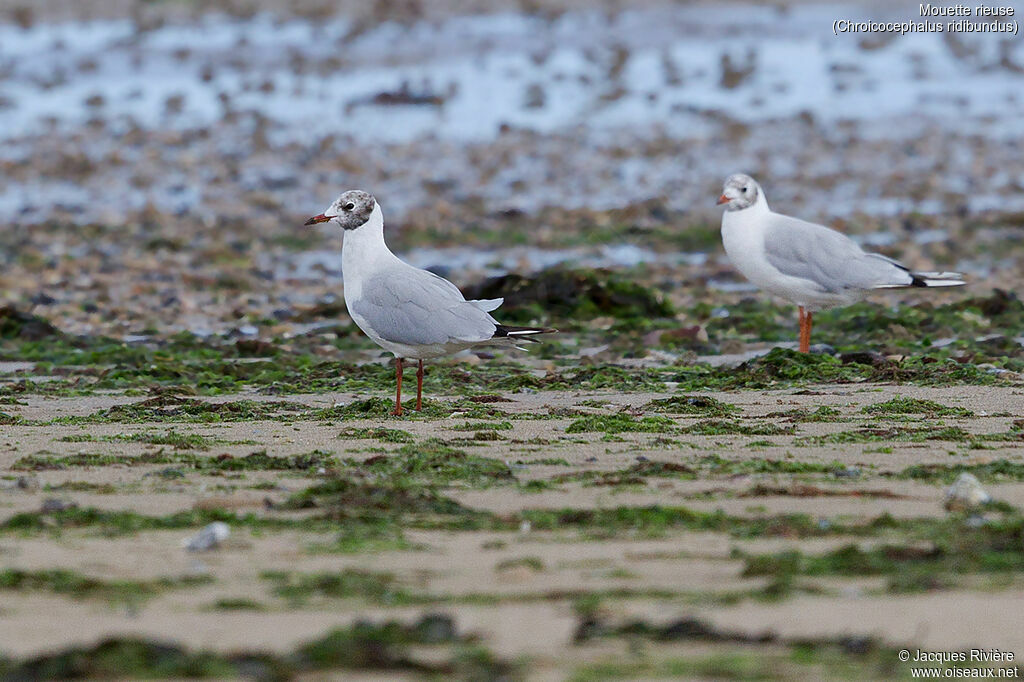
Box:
left=742, top=186, right=748, bottom=192
left=343, top=202, right=355, bottom=211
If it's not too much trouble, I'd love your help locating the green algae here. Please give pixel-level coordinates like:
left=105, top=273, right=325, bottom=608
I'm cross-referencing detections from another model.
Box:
left=0, top=569, right=212, bottom=605
left=51, top=396, right=307, bottom=424
left=570, top=619, right=904, bottom=680
left=895, top=459, right=1024, bottom=483
left=57, top=431, right=224, bottom=450
left=263, top=569, right=413, bottom=606
left=554, top=461, right=697, bottom=487
left=450, top=420, right=513, bottom=431
left=337, top=426, right=415, bottom=443
left=346, top=439, right=515, bottom=487
left=210, top=597, right=266, bottom=611
left=697, top=454, right=847, bottom=476
left=0, top=507, right=295, bottom=536
left=0, top=615, right=510, bottom=680
left=1, top=290, right=1020, bottom=405
left=863, top=397, right=974, bottom=418
left=13, top=449, right=335, bottom=472
left=797, top=425, right=974, bottom=446
left=681, top=419, right=794, bottom=436
left=642, top=395, right=739, bottom=417
left=566, top=414, right=676, bottom=434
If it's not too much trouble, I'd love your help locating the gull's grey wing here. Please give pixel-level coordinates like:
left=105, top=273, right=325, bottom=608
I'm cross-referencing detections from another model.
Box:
left=763, top=213, right=912, bottom=293
left=349, top=266, right=498, bottom=347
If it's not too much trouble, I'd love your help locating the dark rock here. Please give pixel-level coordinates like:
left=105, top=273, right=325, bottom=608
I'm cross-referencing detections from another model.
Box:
left=839, top=351, right=888, bottom=367
left=292, top=299, right=347, bottom=321
left=954, top=289, right=1022, bottom=317
left=463, top=266, right=673, bottom=324
left=0, top=306, right=61, bottom=340
left=235, top=338, right=277, bottom=356
left=572, top=616, right=606, bottom=643
left=659, top=617, right=722, bottom=640
left=839, top=636, right=875, bottom=655
left=414, top=614, right=457, bottom=643
left=40, top=498, right=77, bottom=513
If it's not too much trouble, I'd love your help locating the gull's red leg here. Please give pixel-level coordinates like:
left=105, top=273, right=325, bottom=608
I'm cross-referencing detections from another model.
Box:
left=392, top=358, right=404, bottom=416
left=805, top=311, right=813, bottom=352
left=416, top=360, right=424, bottom=411
left=798, top=306, right=809, bottom=353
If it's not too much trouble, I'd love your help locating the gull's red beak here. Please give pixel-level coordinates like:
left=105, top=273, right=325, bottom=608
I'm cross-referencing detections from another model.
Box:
left=304, top=214, right=331, bottom=226
left=716, top=194, right=731, bottom=206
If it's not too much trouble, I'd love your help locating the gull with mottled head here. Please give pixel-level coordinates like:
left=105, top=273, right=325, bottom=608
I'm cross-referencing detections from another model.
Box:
left=306, top=191, right=554, bottom=415
left=716, top=174, right=965, bottom=352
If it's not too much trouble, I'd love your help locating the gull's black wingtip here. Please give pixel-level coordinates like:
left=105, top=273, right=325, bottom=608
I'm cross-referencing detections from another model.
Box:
left=494, top=324, right=558, bottom=338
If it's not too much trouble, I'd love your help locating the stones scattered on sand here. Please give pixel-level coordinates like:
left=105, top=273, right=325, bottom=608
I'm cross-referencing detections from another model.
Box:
left=831, top=466, right=861, bottom=479
left=40, top=498, right=77, bottom=513
left=183, top=521, right=230, bottom=552
left=0, top=476, right=38, bottom=492
left=943, top=473, right=991, bottom=512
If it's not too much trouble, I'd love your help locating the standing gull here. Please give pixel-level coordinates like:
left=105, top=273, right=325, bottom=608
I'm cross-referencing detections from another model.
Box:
left=716, top=174, right=965, bottom=352
left=306, top=191, right=554, bottom=415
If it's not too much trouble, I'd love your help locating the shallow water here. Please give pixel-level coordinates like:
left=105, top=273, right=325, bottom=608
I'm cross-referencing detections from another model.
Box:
left=2, top=5, right=1022, bottom=143
left=2, top=3, right=1024, bottom=226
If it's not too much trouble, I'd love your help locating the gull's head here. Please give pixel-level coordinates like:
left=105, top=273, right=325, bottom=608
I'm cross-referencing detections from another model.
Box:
left=304, top=190, right=377, bottom=230
left=717, top=174, right=761, bottom=211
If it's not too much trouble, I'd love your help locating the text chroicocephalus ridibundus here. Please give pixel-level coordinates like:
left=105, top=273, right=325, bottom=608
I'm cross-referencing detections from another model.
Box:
left=716, top=174, right=965, bottom=352
left=305, top=190, right=554, bottom=415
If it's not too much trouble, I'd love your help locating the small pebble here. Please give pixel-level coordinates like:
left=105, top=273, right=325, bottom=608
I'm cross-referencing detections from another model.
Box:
left=183, top=521, right=230, bottom=551
left=40, top=498, right=77, bottom=513
left=964, top=514, right=987, bottom=528
left=943, top=472, right=990, bottom=512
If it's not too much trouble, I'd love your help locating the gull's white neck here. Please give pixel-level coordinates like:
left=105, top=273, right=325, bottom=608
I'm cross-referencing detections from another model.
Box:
left=341, top=205, right=394, bottom=275
left=747, top=192, right=770, bottom=216
left=725, top=192, right=771, bottom=224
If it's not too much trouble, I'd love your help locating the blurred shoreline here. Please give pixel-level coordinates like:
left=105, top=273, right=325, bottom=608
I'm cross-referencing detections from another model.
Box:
left=0, top=1, right=1021, bottom=338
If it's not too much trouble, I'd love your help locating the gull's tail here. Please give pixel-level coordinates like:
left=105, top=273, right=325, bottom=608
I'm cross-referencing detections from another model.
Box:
left=494, top=324, right=557, bottom=341
left=908, top=271, right=967, bottom=288
left=491, top=324, right=557, bottom=350
left=874, top=270, right=967, bottom=289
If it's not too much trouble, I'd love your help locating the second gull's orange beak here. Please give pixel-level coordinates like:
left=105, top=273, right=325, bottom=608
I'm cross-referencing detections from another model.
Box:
left=304, top=214, right=331, bottom=226
left=716, top=194, right=730, bottom=206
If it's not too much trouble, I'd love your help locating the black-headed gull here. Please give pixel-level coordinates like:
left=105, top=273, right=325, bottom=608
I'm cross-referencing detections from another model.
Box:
left=306, top=191, right=554, bottom=415
left=716, top=174, right=965, bottom=352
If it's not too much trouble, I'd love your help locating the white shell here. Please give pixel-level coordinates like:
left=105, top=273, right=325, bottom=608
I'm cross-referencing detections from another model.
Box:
left=943, top=473, right=991, bottom=512
left=183, top=521, right=230, bottom=551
